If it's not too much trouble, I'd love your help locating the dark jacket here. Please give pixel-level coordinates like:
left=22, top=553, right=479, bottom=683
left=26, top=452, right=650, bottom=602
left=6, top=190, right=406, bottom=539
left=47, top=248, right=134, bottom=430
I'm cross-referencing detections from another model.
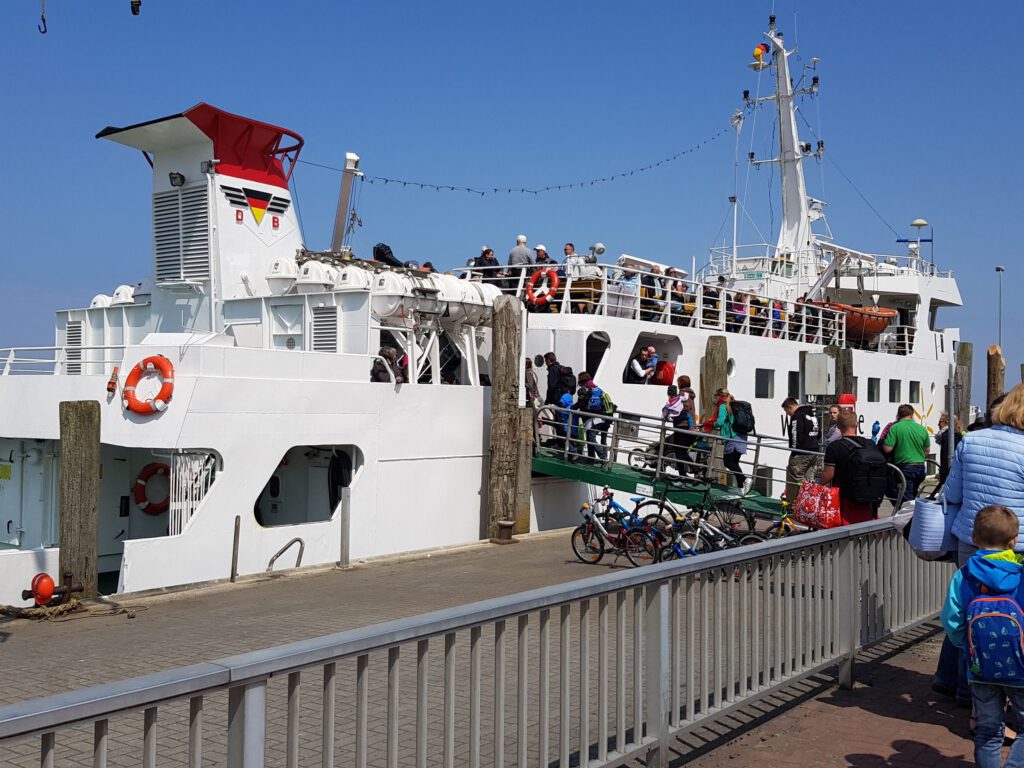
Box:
left=370, top=359, right=392, bottom=383
left=788, top=405, right=820, bottom=453
left=545, top=363, right=562, bottom=405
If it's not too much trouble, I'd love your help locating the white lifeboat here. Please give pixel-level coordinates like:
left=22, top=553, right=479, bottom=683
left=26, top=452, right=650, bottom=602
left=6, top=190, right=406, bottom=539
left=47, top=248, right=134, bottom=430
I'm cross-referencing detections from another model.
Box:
left=295, top=261, right=336, bottom=294
left=90, top=294, right=112, bottom=309
left=266, top=257, right=298, bottom=295
left=333, top=265, right=374, bottom=292
left=371, top=271, right=414, bottom=319
left=110, top=284, right=136, bottom=306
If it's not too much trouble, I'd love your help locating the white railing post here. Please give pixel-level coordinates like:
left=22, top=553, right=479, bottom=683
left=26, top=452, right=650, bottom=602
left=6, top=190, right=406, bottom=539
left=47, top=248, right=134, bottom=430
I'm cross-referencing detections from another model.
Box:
left=644, top=580, right=671, bottom=767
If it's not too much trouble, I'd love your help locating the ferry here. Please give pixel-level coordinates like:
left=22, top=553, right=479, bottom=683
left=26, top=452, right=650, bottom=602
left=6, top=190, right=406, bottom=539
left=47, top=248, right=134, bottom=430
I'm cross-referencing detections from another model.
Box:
left=0, top=19, right=962, bottom=605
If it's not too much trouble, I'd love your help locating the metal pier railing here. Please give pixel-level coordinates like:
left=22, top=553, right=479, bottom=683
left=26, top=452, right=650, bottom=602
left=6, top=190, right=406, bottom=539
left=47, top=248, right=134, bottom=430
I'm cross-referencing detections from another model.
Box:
left=0, top=520, right=951, bottom=768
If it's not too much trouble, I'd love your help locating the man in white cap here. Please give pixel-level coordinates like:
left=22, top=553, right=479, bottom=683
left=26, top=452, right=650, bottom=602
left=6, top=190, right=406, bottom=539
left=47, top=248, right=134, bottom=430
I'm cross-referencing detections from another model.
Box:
left=534, top=244, right=554, bottom=266
left=506, top=235, right=535, bottom=292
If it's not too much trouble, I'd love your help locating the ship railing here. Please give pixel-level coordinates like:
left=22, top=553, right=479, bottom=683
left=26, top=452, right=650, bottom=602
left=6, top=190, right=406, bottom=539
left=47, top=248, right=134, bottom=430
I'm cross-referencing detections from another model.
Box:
left=838, top=254, right=952, bottom=280
left=462, top=264, right=847, bottom=347
left=0, top=346, right=125, bottom=377
left=0, top=519, right=947, bottom=768
left=858, top=324, right=916, bottom=356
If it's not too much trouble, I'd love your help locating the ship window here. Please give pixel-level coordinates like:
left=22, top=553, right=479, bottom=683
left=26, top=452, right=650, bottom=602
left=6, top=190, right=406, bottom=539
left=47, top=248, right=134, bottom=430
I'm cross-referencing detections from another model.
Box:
left=787, top=371, right=800, bottom=399
left=867, top=378, right=880, bottom=402
left=889, top=380, right=902, bottom=403
left=852, top=377, right=859, bottom=397
left=255, top=445, right=363, bottom=528
left=586, top=332, right=610, bottom=379
left=755, top=369, right=775, bottom=399
left=909, top=381, right=921, bottom=404
left=622, top=333, right=681, bottom=385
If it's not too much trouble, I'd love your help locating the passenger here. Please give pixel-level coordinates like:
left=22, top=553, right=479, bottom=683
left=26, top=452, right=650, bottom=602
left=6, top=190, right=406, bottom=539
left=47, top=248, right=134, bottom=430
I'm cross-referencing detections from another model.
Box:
left=714, top=388, right=748, bottom=490
left=575, top=373, right=610, bottom=462
left=671, top=375, right=699, bottom=473
left=624, top=347, right=655, bottom=385
left=556, top=391, right=582, bottom=460
left=781, top=397, right=821, bottom=503
left=661, top=385, right=695, bottom=476
left=370, top=346, right=404, bottom=383
left=939, top=505, right=1024, bottom=764
left=646, top=346, right=660, bottom=379
left=543, top=352, right=574, bottom=405
left=934, top=385, right=1024, bottom=709
left=562, top=243, right=585, bottom=277
left=666, top=270, right=691, bottom=325
left=422, top=261, right=437, bottom=273
left=524, top=357, right=541, bottom=407
left=701, top=276, right=724, bottom=324
left=825, top=405, right=843, bottom=445
left=640, top=266, right=665, bottom=322
left=881, top=403, right=931, bottom=506
left=820, top=410, right=886, bottom=525
left=726, top=292, right=747, bottom=334
left=533, top=245, right=555, bottom=268
left=507, top=234, right=534, bottom=286
left=474, top=247, right=502, bottom=287
left=934, top=411, right=964, bottom=484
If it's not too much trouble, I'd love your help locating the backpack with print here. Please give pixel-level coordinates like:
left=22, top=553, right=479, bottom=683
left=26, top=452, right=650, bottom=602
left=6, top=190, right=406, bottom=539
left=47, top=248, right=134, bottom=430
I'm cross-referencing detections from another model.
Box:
left=962, top=574, right=1024, bottom=685
left=600, top=391, right=616, bottom=415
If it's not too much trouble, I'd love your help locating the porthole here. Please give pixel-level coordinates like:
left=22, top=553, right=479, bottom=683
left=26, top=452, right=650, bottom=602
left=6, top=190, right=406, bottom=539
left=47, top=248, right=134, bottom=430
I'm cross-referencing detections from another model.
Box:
left=727, top=358, right=736, bottom=377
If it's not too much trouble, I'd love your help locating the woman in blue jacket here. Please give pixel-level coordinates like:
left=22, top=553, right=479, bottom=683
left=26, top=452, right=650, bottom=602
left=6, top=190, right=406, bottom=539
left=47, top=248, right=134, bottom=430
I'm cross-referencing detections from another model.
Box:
left=934, top=383, right=1024, bottom=705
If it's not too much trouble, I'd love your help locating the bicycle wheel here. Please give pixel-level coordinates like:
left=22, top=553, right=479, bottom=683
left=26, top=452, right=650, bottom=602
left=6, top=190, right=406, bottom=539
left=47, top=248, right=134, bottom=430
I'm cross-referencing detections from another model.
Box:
left=571, top=523, right=605, bottom=564
left=627, top=448, right=652, bottom=471
left=623, top=529, right=658, bottom=567
left=712, top=501, right=757, bottom=533
left=637, top=499, right=680, bottom=533
left=659, top=528, right=703, bottom=561
left=737, top=532, right=768, bottom=547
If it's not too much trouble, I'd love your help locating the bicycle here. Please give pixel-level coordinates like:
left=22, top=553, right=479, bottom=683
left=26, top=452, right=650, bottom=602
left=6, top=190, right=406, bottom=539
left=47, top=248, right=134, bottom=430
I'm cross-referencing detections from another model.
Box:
left=570, top=487, right=660, bottom=567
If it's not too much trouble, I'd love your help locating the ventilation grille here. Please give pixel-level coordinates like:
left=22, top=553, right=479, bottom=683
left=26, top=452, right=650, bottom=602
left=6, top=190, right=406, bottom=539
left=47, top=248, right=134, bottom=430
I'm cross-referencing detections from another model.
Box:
left=65, top=320, right=83, bottom=375
left=311, top=307, right=338, bottom=353
left=153, top=186, right=210, bottom=282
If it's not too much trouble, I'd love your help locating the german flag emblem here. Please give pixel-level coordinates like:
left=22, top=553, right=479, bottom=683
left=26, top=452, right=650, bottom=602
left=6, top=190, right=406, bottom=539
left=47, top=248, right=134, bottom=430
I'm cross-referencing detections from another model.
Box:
left=221, top=185, right=291, bottom=226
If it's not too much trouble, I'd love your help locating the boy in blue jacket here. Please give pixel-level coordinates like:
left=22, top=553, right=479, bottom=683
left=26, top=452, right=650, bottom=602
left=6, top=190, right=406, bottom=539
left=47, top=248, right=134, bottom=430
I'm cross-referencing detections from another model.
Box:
left=941, top=504, right=1024, bottom=767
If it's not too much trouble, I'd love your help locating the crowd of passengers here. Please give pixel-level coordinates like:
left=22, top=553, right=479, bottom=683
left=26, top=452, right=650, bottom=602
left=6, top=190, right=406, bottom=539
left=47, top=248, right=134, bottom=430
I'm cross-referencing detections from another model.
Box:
left=465, top=235, right=836, bottom=339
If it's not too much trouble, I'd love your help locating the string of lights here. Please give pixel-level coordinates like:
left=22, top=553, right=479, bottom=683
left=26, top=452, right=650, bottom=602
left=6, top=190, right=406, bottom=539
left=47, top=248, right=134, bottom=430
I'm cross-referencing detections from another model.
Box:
left=296, top=126, right=730, bottom=196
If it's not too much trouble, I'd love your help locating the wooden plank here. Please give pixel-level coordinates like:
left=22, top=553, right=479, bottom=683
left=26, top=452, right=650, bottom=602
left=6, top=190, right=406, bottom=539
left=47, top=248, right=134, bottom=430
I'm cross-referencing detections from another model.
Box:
left=700, top=335, right=728, bottom=417
left=487, top=295, right=526, bottom=539
left=987, top=344, right=1005, bottom=410
left=58, top=400, right=100, bottom=597
left=954, top=342, right=973, bottom=428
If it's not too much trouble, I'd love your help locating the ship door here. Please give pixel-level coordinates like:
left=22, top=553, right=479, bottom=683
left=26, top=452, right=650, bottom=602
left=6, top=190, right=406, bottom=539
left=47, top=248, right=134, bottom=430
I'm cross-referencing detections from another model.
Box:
left=0, top=439, right=23, bottom=547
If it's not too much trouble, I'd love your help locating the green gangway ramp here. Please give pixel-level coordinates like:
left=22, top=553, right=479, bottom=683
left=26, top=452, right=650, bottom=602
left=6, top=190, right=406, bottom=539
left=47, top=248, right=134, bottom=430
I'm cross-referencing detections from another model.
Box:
left=531, top=451, right=785, bottom=519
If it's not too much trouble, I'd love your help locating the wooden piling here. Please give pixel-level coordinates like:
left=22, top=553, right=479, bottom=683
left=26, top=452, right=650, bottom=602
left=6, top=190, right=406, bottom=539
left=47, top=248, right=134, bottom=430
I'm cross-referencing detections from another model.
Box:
left=58, top=401, right=100, bottom=597
left=955, top=342, right=973, bottom=428
left=487, top=295, right=530, bottom=540
left=700, top=336, right=729, bottom=416
left=987, top=344, right=1005, bottom=409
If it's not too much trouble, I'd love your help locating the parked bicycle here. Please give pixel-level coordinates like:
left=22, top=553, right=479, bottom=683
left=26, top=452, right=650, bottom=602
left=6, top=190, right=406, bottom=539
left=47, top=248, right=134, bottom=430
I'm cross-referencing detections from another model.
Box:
left=570, top=487, right=660, bottom=567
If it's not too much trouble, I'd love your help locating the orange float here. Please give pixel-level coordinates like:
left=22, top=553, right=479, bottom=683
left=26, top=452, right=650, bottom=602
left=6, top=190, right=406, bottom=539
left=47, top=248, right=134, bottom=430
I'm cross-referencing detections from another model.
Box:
left=122, top=355, right=174, bottom=415
left=134, top=462, right=171, bottom=515
left=30, top=572, right=55, bottom=606
left=525, top=268, right=560, bottom=307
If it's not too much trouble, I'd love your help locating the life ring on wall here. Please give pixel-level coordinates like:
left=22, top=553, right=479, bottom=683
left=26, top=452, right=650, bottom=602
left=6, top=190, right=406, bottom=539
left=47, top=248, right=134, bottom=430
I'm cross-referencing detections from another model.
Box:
left=134, top=463, right=170, bottom=515
left=123, top=355, right=174, bottom=415
left=525, top=269, right=560, bottom=307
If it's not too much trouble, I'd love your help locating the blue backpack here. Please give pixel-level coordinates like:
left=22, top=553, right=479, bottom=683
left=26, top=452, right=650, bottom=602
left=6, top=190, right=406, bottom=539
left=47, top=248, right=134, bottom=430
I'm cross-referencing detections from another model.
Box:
left=962, top=574, right=1024, bottom=686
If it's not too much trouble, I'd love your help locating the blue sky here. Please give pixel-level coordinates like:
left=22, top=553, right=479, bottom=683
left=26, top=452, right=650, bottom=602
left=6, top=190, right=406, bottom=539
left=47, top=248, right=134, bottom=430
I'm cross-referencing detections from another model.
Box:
left=2, top=1, right=1020, bottom=404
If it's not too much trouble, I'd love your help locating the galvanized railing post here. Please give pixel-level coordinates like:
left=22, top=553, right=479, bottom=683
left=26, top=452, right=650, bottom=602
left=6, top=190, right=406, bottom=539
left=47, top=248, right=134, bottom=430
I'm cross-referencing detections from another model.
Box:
left=338, top=487, right=351, bottom=567
left=836, top=537, right=859, bottom=689
left=644, top=580, right=671, bottom=767
left=227, top=680, right=267, bottom=768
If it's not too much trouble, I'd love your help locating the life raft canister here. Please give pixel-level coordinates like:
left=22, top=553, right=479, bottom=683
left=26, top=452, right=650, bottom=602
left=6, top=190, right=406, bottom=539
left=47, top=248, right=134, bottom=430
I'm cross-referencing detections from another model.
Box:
left=525, top=268, right=560, bottom=307
left=134, top=463, right=170, bottom=515
left=122, top=355, right=174, bottom=415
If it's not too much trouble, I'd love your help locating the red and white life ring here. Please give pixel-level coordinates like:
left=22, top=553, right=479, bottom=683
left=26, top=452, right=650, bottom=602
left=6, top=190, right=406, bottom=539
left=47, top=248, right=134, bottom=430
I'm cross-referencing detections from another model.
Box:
left=525, top=268, right=560, bottom=307
left=122, top=355, right=174, bottom=415
left=134, top=463, right=170, bottom=515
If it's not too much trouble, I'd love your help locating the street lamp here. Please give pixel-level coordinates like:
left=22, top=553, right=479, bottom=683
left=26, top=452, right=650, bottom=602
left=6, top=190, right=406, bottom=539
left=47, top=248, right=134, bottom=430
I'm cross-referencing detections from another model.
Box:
left=996, top=266, right=1006, bottom=348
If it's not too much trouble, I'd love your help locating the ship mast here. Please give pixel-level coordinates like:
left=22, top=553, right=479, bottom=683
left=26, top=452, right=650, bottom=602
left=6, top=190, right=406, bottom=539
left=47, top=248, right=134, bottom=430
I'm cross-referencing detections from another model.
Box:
left=747, top=17, right=823, bottom=290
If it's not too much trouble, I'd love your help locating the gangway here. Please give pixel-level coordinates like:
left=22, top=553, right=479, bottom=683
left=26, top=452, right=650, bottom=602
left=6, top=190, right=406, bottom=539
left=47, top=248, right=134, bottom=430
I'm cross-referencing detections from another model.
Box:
left=530, top=405, right=814, bottom=519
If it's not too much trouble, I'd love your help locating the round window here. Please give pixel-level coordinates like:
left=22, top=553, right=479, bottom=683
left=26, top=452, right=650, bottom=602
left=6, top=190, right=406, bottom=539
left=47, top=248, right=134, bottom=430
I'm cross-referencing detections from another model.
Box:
left=727, top=358, right=736, bottom=377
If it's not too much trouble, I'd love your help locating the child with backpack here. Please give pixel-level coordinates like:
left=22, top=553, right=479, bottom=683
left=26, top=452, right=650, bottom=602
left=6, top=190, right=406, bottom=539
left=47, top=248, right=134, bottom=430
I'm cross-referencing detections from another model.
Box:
left=941, top=504, right=1024, bottom=766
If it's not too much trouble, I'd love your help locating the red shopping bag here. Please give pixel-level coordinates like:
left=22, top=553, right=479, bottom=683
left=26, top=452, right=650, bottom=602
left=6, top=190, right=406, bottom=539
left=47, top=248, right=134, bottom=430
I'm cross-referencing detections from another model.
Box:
left=791, top=482, right=842, bottom=529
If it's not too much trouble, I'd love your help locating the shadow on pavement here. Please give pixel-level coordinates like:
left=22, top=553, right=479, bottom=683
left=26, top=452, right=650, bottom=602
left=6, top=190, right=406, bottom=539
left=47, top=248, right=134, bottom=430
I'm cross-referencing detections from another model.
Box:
left=846, top=739, right=972, bottom=767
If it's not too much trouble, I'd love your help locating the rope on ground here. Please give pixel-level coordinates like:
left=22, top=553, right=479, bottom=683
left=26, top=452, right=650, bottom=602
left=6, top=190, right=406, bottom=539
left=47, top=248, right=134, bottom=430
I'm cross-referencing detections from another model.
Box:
left=0, top=600, right=150, bottom=622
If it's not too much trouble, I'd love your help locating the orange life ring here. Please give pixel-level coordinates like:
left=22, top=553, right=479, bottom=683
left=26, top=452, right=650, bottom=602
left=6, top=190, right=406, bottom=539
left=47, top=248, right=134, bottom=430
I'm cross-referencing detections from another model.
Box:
left=123, top=355, right=174, bottom=415
left=134, top=462, right=170, bottom=515
left=525, top=269, right=560, bottom=306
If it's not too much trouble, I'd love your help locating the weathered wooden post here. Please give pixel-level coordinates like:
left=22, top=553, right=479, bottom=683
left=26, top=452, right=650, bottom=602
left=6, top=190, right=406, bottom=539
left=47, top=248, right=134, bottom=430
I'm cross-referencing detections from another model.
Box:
left=987, top=344, right=1006, bottom=409
left=58, top=400, right=100, bottom=597
left=955, top=342, right=973, bottom=427
left=487, top=295, right=531, bottom=541
left=701, top=336, right=728, bottom=481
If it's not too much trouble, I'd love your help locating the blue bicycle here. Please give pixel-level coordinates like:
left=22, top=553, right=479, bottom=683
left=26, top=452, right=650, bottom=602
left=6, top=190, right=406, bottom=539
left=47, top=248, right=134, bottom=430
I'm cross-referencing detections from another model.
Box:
left=570, top=487, right=660, bottom=567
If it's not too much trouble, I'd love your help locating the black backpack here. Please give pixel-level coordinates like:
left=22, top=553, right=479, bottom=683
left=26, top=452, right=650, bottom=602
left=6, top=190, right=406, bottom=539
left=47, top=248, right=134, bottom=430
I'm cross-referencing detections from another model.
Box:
left=731, top=400, right=756, bottom=435
left=558, top=365, right=577, bottom=397
left=841, top=437, right=888, bottom=504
